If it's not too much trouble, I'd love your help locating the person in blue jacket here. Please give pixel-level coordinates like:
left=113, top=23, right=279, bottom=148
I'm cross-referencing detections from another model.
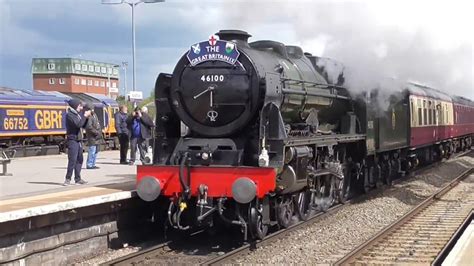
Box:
left=127, top=106, right=154, bottom=165
left=64, top=98, right=91, bottom=186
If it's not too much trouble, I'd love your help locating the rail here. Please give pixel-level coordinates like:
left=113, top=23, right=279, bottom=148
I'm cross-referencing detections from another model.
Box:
left=334, top=167, right=473, bottom=265
left=201, top=202, right=347, bottom=265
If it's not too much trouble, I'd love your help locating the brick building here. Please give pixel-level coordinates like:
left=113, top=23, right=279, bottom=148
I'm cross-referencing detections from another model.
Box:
left=32, top=58, right=120, bottom=98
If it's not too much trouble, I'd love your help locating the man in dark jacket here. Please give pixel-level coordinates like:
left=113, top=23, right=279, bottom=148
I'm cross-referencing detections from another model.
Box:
left=127, top=106, right=154, bottom=165
left=64, top=98, right=91, bottom=186
left=84, top=103, right=102, bottom=169
left=114, top=105, right=129, bottom=164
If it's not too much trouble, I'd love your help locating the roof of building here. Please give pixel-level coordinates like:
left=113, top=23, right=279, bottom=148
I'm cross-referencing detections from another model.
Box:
left=31, top=58, right=120, bottom=79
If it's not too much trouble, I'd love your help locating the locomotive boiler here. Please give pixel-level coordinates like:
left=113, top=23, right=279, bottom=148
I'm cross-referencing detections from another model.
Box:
left=137, top=30, right=366, bottom=240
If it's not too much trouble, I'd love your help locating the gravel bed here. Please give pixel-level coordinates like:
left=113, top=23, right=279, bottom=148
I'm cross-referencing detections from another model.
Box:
left=232, top=155, right=474, bottom=264
left=77, top=227, right=240, bottom=265
left=75, top=245, right=140, bottom=265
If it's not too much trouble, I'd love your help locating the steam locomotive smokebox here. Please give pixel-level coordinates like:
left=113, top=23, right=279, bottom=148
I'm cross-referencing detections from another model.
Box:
left=341, top=112, right=356, bottom=134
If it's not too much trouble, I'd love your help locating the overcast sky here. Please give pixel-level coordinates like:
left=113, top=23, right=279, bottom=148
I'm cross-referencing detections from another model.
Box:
left=0, top=0, right=472, bottom=98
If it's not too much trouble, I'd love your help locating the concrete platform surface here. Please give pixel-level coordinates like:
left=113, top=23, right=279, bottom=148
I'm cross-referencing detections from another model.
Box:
left=442, top=219, right=474, bottom=266
left=0, top=182, right=135, bottom=222
left=0, top=150, right=135, bottom=200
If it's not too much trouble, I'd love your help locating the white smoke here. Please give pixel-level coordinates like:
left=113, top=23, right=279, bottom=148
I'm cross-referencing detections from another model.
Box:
left=315, top=57, right=345, bottom=85
left=220, top=0, right=473, bottom=100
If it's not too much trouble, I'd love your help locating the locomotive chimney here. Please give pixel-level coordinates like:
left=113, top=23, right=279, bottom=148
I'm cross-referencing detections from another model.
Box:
left=216, top=30, right=251, bottom=46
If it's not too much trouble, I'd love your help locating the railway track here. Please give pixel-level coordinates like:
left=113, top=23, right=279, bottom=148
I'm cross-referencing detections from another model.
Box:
left=104, top=203, right=347, bottom=265
left=334, top=167, right=474, bottom=265
left=103, top=150, right=472, bottom=265
left=202, top=202, right=347, bottom=265
left=104, top=241, right=171, bottom=265
left=202, top=150, right=473, bottom=265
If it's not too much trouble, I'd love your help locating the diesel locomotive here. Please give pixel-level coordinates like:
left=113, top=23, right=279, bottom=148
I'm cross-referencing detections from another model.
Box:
left=136, top=30, right=474, bottom=240
left=0, top=87, right=119, bottom=157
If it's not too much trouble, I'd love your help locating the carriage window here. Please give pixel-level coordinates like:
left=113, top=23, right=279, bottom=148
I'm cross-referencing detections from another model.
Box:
left=410, top=100, right=415, bottom=126
left=423, top=100, right=427, bottom=125
left=428, top=101, right=432, bottom=125
left=432, top=109, right=436, bottom=125
left=417, top=99, right=422, bottom=126
left=439, top=104, right=443, bottom=125
left=445, top=104, right=449, bottom=124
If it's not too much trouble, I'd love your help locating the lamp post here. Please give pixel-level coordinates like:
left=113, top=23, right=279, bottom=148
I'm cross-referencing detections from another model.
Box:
left=122, top=61, right=128, bottom=96
left=101, top=0, right=165, bottom=93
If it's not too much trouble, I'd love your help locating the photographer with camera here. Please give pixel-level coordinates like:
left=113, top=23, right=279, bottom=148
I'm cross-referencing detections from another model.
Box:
left=64, top=99, right=91, bottom=186
left=127, top=106, right=154, bottom=165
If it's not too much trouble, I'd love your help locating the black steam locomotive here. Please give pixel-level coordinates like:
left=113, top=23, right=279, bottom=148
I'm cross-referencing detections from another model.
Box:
left=136, top=30, right=474, bottom=240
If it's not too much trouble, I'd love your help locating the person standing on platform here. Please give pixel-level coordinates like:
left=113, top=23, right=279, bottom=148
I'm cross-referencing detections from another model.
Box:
left=127, top=106, right=154, bottom=165
left=64, top=99, right=91, bottom=186
left=140, top=106, right=154, bottom=147
left=84, top=103, right=102, bottom=169
left=114, top=105, right=130, bottom=165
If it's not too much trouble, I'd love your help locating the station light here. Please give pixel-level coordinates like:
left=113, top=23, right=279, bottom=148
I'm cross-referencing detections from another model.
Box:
left=101, top=0, right=165, bottom=96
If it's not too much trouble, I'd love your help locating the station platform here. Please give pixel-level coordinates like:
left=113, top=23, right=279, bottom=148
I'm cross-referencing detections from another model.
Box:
left=0, top=150, right=137, bottom=223
left=442, top=216, right=474, bottom=266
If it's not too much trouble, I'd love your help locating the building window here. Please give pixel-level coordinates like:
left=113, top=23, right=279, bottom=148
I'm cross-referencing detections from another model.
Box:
left=101, top=67, right=106, bottom=74
left=87, top=79, right=93, bottom=86
left=47, top=63, right=55, bottom=70
left=82, top=64, right=87, bottom=71
left=94, top=80, right=99, bottom=87
left=59, top=78, right=65, bottom=85
left=100, top=81, right=105, bottom=87
left=88, top=65, right=94, bottom=72
left=81, top=79, right=86, bottom=85
left=112, top=82, right=117, bottom=88
left=107, top=68, right=112, bottom=75
left=106, top=81, right=110, bottom=88
left=74, top=78, right=80, bottom=85
left=49, top=78, right=55, bottom=85
left=95, top=66, right=100, bottom=73
left=113, top=69, right=118, bottom=75
left=75, top=64, right=81, bottom=70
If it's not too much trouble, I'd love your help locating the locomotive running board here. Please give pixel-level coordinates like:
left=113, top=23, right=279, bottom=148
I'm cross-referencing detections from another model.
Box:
left=285, top=134, right=366, bottom=146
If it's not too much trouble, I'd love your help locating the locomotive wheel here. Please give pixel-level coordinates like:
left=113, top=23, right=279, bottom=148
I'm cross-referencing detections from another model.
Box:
left=374, top=164, right=383, bottom=188
left=336, top=176, right=350, bottom=204
left=390, top=159, right=399, bottom=179
left=317, top=176, right=335, bottom=212
left=276, top=198, right=294, bottom=228
left=336, top=164, right=351, bottom=204
left=295, top=189, right=312, bottom=221
left=249, top=205, right=268, bottom=240
left=368, top=166, right=376, bottom=188
left=362, top=167, right=371, bottom=193
left=383, top=161, right=393, bottom=186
